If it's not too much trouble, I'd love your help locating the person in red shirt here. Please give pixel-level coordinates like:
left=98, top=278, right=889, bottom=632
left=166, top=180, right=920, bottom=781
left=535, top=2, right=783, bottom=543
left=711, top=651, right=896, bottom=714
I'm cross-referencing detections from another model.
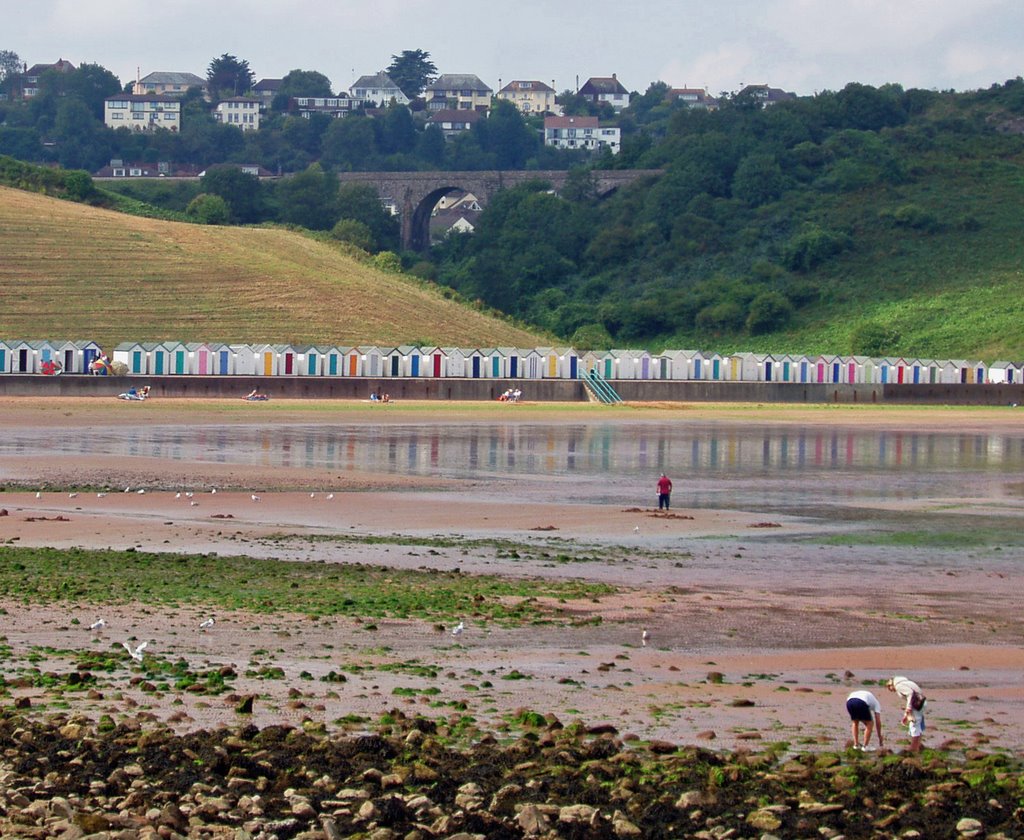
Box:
left=657, top=473, right=673, bottom=510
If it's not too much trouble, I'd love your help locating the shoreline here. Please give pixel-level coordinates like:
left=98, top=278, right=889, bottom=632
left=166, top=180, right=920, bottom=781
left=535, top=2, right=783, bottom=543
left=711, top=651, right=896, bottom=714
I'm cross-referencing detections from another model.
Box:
left=0, top=397, right=1022, bottom=755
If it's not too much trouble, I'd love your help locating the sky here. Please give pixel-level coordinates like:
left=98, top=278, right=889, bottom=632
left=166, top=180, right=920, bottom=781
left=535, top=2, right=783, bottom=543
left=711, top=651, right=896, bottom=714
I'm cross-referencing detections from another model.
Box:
left=4, top=0, right=1022, bottom=97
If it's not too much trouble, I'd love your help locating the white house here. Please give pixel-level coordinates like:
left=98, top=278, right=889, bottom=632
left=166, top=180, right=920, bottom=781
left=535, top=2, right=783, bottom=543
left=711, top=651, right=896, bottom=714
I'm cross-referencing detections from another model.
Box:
left=214, top=97, right=260, bottom=131
left=349, top=72, right=409, bottom=107
left=543, top=116, right=620, bottom=154
left=105, top=94, right=181, bottom=132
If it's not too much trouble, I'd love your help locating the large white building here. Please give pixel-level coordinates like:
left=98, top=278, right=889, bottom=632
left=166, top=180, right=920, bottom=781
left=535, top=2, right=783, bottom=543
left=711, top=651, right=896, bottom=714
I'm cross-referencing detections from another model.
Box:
left=543, top=115, right=620, bottom=154
left=214, top=97, right=261, bottom=131
left=104, top=94, right=181, bottom=132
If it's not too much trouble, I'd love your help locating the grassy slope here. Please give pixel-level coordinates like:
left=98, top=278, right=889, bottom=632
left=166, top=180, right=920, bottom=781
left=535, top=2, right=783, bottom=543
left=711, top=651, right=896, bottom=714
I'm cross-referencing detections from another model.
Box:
left=717, top=150, right=1024, bottom=360
left=0, top=186, right=544, bottom=349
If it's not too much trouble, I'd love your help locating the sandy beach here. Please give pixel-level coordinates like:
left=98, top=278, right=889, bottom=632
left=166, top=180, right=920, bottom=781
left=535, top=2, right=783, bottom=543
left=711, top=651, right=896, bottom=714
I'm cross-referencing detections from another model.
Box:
left=1, top=396, right=1022, bottom=754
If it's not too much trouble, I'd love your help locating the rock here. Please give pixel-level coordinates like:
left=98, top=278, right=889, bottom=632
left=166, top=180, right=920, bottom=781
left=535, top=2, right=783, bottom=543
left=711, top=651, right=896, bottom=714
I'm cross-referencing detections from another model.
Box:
left=235, top=695, right=254, bottom=714
left=559, top=804, right=599, bottom=825
left=746, top=808, right=782, bottom=831
left=611, top=809, right=642, bottom=837
left=696, top=730, right=716, bottom=740
left=956, top=817, right=984, bottom=837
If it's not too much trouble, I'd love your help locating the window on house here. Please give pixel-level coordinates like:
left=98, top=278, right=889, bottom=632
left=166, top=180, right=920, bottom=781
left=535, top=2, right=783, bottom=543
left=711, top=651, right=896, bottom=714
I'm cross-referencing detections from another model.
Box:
left=113, top=168, right=125, bottom=176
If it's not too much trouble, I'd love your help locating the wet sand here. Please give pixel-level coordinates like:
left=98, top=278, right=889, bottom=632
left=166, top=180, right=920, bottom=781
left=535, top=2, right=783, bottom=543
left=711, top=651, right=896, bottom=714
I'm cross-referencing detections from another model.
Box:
left=1, top=397, right=1022, bottom=752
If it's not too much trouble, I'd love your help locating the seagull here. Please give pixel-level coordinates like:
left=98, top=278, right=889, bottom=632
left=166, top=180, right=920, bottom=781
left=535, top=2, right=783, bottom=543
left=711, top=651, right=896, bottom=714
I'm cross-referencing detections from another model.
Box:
left=68, top=492, right=78, bottom=499
left=310, top=492, right=316, bottom=499
left=96, top=492, right=107, bottom=498
left=210, top=488, right=217, bottom=495
left=136, top=488, right=145, bottom=495
left=633, top=525, right=640, bottom=533
left=251, top=494, right=261, bottom=502
left=190, top=500, right=199, bottom=507
left=35, top=491, right=41, bottom=499
left=122, top=640, right=148, bottom=662
left=451, top=621, right=464, bottom=637
left=124, top=486, right=131, bottom=493
left=175, top=492, right=181, bottom=499
left=199, top=617, right=215, bottom=630
left=641, top=628, right=650, bottom=647
left=185, top=491, right=194, bottom=498
left=326, top=493, right=334, bottom=500
left=88, top=618, right=106, bottom=631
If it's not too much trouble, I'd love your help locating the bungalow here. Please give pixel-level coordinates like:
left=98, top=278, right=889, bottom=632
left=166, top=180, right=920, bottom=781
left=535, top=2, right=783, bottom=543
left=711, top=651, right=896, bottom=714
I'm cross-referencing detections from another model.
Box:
left=133, top=71, right=207, bottom=98
left=577, top=74, right=630, bottom=112
left=94, top=159, right=201, bottom=178
left=424, top=74, right=493, bottom=112
left=426, top=109, right=484, bottom=139
left=289, top=95, right=362, bottom=119
left=666, top=87, right=718, bottom=110
left=349, top=72, right=409, bottom=107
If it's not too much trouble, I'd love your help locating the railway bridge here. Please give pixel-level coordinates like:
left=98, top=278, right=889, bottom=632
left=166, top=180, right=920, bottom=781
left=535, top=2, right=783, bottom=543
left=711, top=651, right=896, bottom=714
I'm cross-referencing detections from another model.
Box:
left=336, top=169, right=663, bottom=251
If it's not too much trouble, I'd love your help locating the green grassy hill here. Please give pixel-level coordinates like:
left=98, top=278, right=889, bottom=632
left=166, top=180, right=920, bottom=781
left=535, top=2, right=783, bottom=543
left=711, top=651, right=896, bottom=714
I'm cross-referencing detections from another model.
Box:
left=0, top=186, right=544, bottom=350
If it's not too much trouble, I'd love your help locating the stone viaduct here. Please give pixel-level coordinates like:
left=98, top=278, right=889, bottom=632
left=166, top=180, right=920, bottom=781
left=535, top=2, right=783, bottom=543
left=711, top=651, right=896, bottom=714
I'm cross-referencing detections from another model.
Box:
left=336, top=169, right=663, bottom=251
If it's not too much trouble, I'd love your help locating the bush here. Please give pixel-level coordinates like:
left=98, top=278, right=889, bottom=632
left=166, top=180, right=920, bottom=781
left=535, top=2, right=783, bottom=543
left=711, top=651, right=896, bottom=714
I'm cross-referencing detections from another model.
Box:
left=185, top=193, right=230, bottom=225
left=783, top=224, right=853, bottom=272
left=850, top=321, right=901, bottom=356
left=330, top=218, right=374, bottom=251
left=879, top=203, right=943, bottom=233
left=695, top=300, right=746, bottom=333
left=746, top=290, right=794, bottom=335
left=372, top=251, right=402, bottom=273
left=570, top=323, right=613, bottom=351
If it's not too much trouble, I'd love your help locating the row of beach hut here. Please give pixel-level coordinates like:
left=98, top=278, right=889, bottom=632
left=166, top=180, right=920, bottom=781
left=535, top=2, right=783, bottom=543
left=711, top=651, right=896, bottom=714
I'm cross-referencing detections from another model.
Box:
left=0, top=339, right=1020, bottom=385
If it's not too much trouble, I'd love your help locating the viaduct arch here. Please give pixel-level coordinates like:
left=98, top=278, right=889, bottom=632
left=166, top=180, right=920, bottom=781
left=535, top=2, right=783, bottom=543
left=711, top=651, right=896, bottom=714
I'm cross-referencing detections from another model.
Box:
left=336, top=170, right=663, bottom=251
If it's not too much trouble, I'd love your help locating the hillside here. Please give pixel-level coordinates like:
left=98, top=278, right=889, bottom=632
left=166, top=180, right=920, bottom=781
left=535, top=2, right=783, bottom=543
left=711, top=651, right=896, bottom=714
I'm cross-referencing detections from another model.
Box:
left=0, top=186, right=543, bottom=350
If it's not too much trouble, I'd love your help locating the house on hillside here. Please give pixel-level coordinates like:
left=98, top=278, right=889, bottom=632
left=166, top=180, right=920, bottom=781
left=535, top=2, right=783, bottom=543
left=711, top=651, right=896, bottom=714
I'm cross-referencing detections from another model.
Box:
left=253, top=78, right=281, bottom=111
left=738, top=84, right=797, bottom=107
left=22, top=59, right=76, bottom=98
left=288, top=95, right=362, bottom=119
left=543, top=115, right=620, bottom=154
left=424, top=74, right=492, bottom=112
left=214, top=97, right=260, bottom=130
left=578, top=74, right=630, bottom=112
left=496, top=80, right=559, bottom=114
left=425, top=108, right=484, bottom=139
left=94, top=159, right=200, bottom=178
left=350, top=72, right=409, bottom=107
left=133, top=71, right=207, bottom=98
left=104, top=94, right=181, bottom=132
left=666, top=87, right=718, bottom=109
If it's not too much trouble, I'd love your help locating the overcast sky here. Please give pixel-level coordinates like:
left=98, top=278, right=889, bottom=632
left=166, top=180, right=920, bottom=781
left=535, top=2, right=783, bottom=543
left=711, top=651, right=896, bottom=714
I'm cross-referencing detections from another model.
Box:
left=5, top=0, right=1022, bottom=97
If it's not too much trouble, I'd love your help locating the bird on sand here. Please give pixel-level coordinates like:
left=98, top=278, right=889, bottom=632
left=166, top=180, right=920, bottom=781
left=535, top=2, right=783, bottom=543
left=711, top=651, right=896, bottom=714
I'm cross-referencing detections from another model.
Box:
left=190, top=500, right=199, bottom=506
left=326, top=493, right=334, bottom=500
left=251, top=494, right=261, bottom=502
left=35, top=491, right=41, bottom=499
left=210, top=488, right=217, bottom=494
left=68, top=492, right=78, bottom=498
left=122, top=640, right=148, bottom=662
left=641, top=628, right=650, bottom=647
left=124, top=486, right=131, bottom=493
left=633, top=525, right=640, bottom=533
left=88, top=618, right=106, bottom=631
left=452, top=621, right=465, bottom=636
left=175, top=492, right=181, bottom=499
left=96, top=492, right=107, bottom=498
left=136, top=488, right=145, bottom=494
left=199, top=617, right=215, bottom=630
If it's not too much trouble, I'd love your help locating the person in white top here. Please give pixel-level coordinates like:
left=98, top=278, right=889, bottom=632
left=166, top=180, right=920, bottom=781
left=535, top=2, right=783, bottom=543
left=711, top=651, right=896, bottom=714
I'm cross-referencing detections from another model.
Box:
left=845, top=690, right=884, bottom=750
left=888, top=675, right=926, bottom=753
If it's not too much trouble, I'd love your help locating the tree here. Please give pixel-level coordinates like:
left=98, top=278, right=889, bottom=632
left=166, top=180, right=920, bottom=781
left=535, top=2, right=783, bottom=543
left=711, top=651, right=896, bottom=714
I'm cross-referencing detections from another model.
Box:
left=186, top=193, right=230, bottom=224
left=0, top=49, right=21, bottom=97
left=63, top=63, right=122, bottom=119
left=273, top=163, right=339, bottom=230
left=386, top=49, right=437, bottom=99
left=474, top=99, right=537, bottom=169
left=199, top=165, right=263, bottom=222
left=331, top=218, right=375, bottom=251
left=335, top=183, right=400, bottom=251
left=321, top=116, right=377, bottom=169
left=207, top=54, right=255, bottom=97
left=272, top=69, right=333, bottom=110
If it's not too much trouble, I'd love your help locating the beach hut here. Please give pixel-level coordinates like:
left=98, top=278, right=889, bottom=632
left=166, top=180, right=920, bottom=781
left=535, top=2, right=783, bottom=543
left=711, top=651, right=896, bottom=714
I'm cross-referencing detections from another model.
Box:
left=547, top=347, right=578, bottom=379
left=113, top=341, right=148, bottom=375
left=420, top=346, right=448, bottom=378
left=445, top=348, right=468, bottom=378
left=249, top=344, right=277, bottom=377
left=205, top=343, right=233, bottom=375
left=483, top=348, right=507, bottom=379
left=5, top=339, right=33, bottom=373
left=271, top=344, right=299, bottom=376
left=727, top=352, right=757, bottom=382
left=186, top=342, right=215, bottom=376
left=519, top=348, right=544, bottom=380
left=293, top=345, right=320, bottom=376
left=463, top=348, right=485, bottom=379
left=227, top=345, right=255, bottom=376
left=0, top=339, right=12, bottom=373
left=382, top=346, right=411, bottom=377
left=989, top=361, right=1020, bottom=384
left=158, top=341, right=188, bottom=375
left=359, top=346, right=384, bottom=378
left=26, top=340, right=60, bottom=374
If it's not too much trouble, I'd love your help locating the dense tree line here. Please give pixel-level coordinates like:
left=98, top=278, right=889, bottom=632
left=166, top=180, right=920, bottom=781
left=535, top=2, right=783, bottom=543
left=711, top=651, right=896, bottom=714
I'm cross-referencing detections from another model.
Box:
left=430, top=78, right=1024, bottom=348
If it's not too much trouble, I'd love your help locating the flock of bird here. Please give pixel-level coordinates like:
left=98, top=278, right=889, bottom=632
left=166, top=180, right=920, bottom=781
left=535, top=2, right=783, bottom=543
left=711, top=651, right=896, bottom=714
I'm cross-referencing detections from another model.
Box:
left=34, top=487, right=341, bottom=506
